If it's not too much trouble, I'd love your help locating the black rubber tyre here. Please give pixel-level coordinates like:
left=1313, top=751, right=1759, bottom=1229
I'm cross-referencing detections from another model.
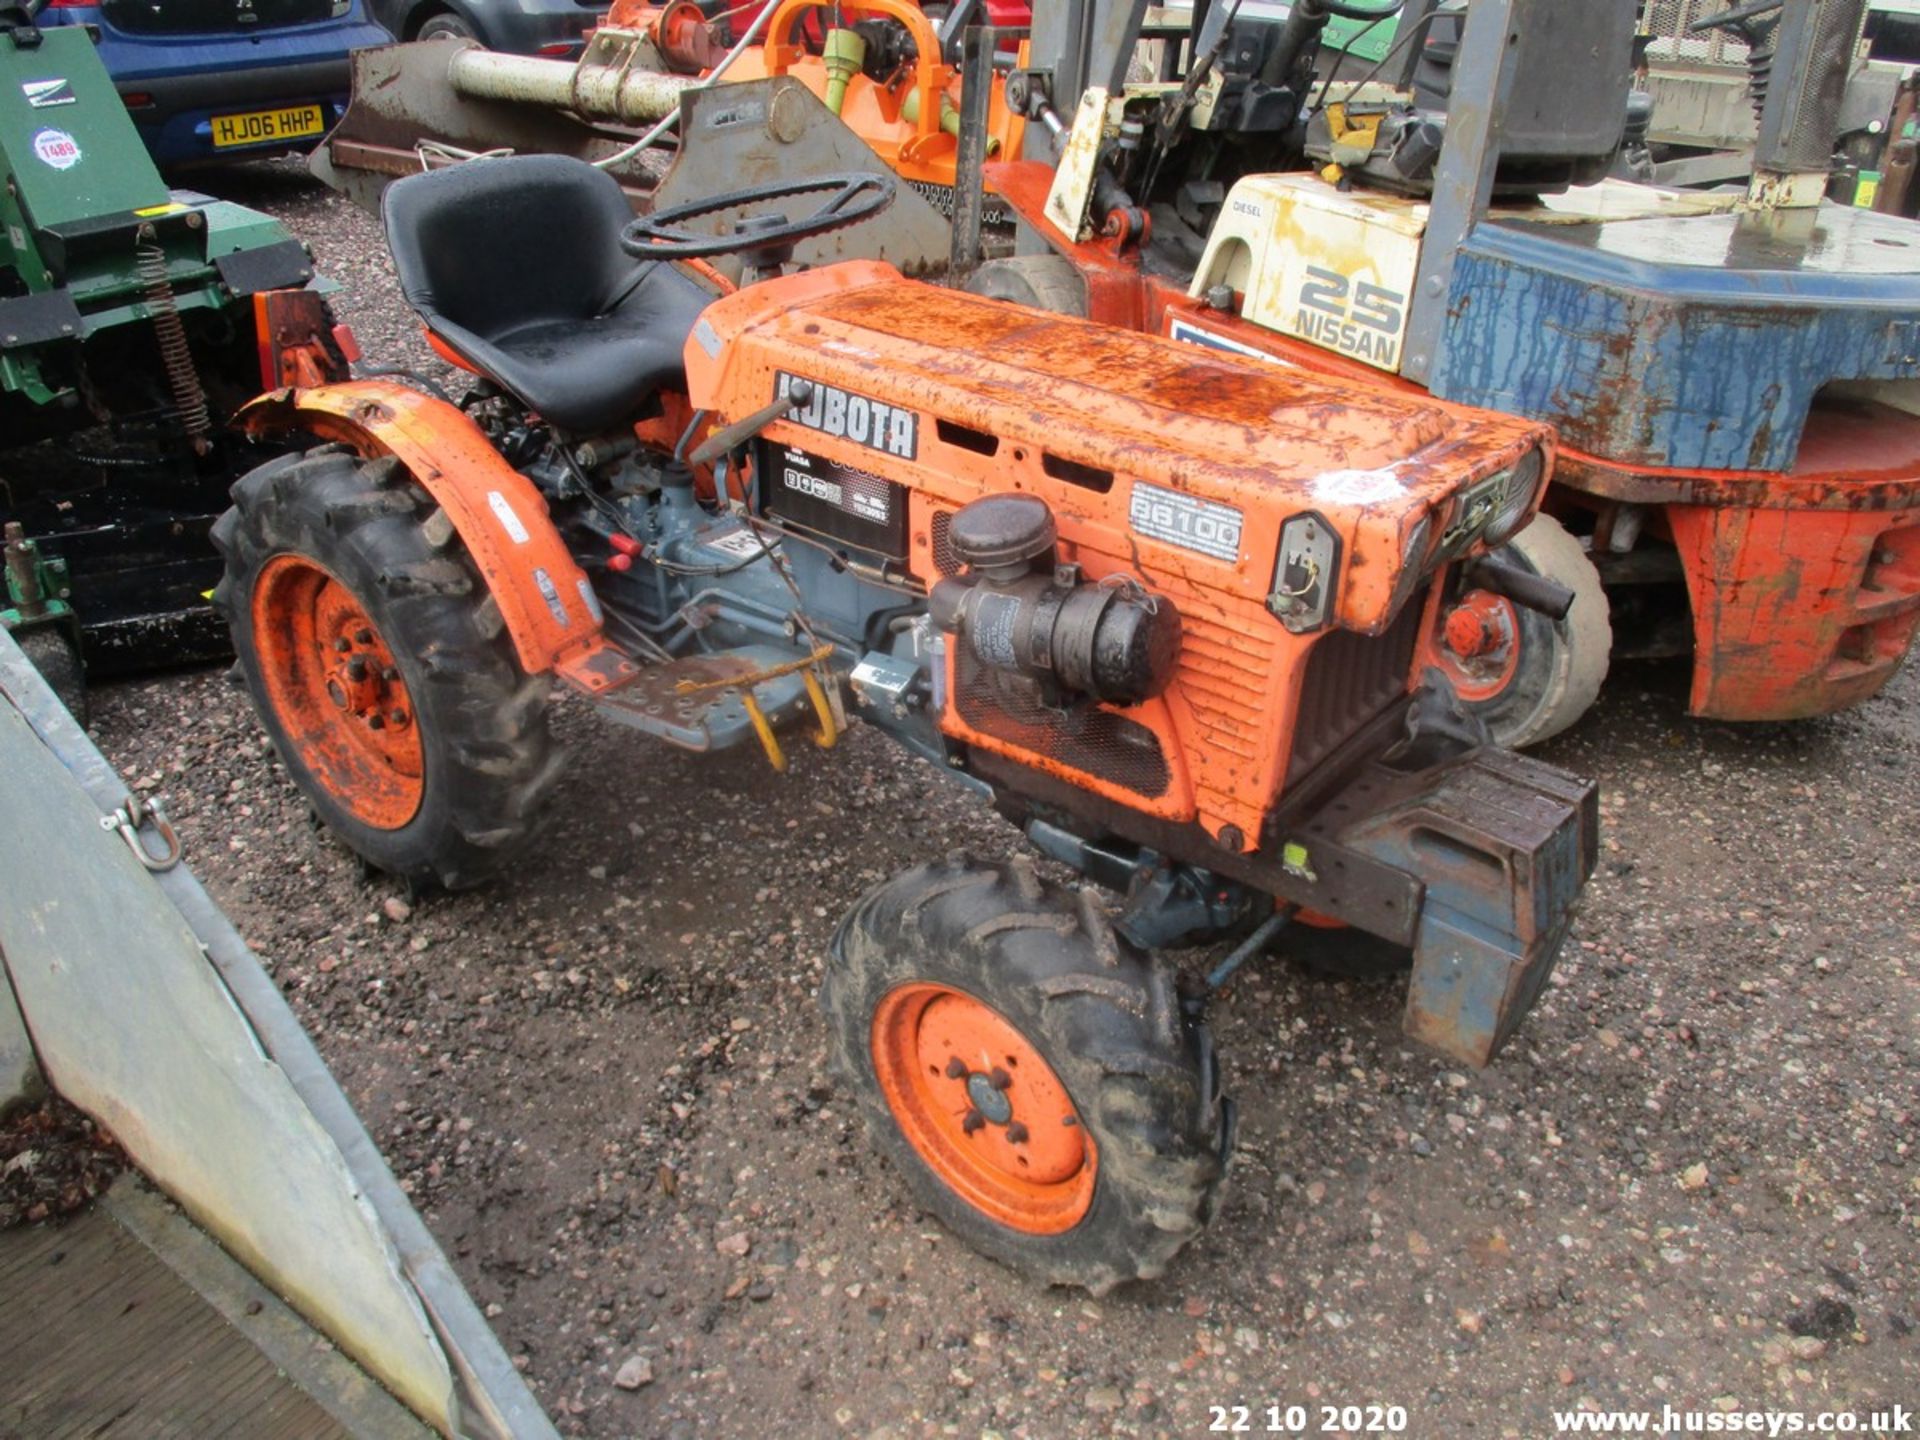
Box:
left=417, top=11, right=478, bottom=41
left=1459, top=515, right=1612, bottom=749
left=962, top=255, right=1089, bottom=317
left=212, top=447, right=562, bottom=889
left=824, top=854, right=1230, bottom=1293
left=1282, top=923, right=1412, bottom=981
left=15, top=627, right=87, bottom=728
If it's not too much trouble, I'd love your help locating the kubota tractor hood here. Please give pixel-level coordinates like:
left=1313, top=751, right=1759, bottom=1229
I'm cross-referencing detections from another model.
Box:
left=685, top=261, right=1553, bottom=638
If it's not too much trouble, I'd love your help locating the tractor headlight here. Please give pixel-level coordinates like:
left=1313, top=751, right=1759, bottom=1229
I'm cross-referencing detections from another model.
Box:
left=1484, top=447, right=1546, bottom=547
left=1269, top=512, right=1339, bottom=634
left=330, top=0, right=352, bottom=14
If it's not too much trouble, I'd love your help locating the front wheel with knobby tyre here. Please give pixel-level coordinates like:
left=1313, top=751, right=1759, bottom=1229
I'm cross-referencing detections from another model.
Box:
left=213, top=447, right=565, bottom=889
left=823, top=855, right=1230, bottom=1293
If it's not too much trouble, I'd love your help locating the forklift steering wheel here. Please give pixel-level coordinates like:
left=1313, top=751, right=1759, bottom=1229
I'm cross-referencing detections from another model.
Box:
left=618, top=173, right=896, bottom=261
left=1688, top=0, right=1782, bottom=34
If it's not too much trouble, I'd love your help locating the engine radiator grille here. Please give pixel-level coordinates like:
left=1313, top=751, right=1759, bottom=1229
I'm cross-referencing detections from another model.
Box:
left=954, top=649, right=1172, bottom=799
left=931, top=510, right=962, bottom=577
left=1286, top=595, right=1427, bottom=784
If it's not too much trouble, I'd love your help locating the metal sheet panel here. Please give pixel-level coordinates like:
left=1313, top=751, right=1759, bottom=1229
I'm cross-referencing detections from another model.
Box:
left=1430, top=205, right=1920, bottom=472
left=0, top=629, right=559, bottom=1440
left=0, top=960, right=39, bottom=1116
left=0, top=695, right=466, bottom=1433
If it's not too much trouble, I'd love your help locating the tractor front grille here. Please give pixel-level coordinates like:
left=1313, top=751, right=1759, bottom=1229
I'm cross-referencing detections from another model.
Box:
left=931, top=509, right=962, bottom=578
left=1286, top=593, right=1428, bottom=785
left=954, top=649, right=1172, bottom=799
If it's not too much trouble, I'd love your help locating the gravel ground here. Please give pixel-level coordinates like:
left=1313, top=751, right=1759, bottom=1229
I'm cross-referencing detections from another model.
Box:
left=84, top=158, right=1920, bottom=1438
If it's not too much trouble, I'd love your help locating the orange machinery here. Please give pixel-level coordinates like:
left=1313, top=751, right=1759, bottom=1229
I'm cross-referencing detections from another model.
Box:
left=606, top=0, right=1026, bottom=200
left=222, top=157, right=1597, bottom=1291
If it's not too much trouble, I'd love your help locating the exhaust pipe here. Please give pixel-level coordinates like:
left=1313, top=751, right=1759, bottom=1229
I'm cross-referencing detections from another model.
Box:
left=446, top=44, right=695, bottom=125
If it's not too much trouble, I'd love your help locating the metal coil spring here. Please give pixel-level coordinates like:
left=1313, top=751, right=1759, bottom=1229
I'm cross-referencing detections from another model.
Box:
left=1746, top=35, right=1777, bottom=122
left=134, top=225, right=212, bottom=451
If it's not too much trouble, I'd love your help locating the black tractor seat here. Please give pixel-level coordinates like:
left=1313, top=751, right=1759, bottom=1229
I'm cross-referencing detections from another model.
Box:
left=382, top=154, right=715, bottom=436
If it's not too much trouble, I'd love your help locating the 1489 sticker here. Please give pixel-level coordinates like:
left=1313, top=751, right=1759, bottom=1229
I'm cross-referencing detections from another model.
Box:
left=31, top=127, right=82, bottom=171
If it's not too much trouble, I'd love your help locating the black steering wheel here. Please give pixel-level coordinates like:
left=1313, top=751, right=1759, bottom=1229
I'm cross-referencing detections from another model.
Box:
left=1689, top=1, right=1782, bottom=34
left=619, top=173, right=896, bottom=262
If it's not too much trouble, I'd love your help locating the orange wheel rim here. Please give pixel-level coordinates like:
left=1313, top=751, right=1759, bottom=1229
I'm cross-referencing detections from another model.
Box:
left=251, top=555, right=424, bottom=830
left=871, top=983, right=1096, bottom=1235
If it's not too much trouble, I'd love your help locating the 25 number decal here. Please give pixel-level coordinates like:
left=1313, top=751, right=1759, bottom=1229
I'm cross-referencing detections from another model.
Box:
left=1296, top=267, right=1406, bottom=335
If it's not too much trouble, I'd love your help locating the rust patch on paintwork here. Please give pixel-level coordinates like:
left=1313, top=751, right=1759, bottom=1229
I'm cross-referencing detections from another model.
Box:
left=1144, top=285, right=1920, bottom=723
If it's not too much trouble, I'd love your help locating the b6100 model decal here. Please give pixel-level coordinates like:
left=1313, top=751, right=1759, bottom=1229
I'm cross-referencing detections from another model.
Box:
left=1129, top=480, right=1244, bottom=563
left=776, top=372, right=918, bottom=460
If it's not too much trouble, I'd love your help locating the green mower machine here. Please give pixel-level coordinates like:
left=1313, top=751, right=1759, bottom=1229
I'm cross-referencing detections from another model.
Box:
left=1, top=1, right=347, bottom=720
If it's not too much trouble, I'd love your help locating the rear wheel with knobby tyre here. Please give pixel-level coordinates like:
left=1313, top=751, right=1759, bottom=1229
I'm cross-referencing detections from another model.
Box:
left=214, top=446, right=565, bottom=889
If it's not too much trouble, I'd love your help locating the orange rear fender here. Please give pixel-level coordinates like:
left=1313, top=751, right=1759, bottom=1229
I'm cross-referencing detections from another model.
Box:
left=235, top=381, right=634, bottom=692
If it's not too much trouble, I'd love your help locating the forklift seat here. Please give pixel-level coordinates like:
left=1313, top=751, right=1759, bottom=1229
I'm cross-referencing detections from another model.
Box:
left=383, top=155, right=715, bottom=435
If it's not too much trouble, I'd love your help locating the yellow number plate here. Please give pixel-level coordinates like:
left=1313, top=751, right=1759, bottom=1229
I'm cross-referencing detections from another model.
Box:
left=210, top=104, right=325, bottom=150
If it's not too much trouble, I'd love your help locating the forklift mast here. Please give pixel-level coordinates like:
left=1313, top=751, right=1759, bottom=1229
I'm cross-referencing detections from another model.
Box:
left=1748, top=0, right=1874, bottom=205
left=1021, top=0, right=1149, bottom=149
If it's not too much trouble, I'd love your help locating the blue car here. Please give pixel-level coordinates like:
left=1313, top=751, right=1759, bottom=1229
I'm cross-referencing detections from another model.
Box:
left=38, top=0, right=393, bottom=168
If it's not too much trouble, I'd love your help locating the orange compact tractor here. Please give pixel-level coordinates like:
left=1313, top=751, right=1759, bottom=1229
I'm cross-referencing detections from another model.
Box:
left=217, top=156, right=1596, bottom=1289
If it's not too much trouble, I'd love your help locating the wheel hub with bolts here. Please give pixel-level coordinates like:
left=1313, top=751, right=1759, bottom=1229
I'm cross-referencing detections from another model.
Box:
left=871, top=982, right=1095, bottom=1232
left=957, top=1061, right=1016, bottom=1129
left=1436, top=589, right=1520, bottom=701
left=250, top=553, right=425, bottom=830
left=324, top=629, right=409, bottom=733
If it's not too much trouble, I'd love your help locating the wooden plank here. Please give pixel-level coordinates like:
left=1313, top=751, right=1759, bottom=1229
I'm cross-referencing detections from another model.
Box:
left=0, top=1209, right=349, bottom=1440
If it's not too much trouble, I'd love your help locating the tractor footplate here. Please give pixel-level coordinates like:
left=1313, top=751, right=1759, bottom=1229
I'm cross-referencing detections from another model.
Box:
left=590, top=644, right=825, bottom=761
left=1330, top=747, right=1599, bottom=1068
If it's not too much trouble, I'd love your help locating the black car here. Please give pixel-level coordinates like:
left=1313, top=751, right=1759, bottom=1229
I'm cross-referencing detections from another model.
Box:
left=367, top=0, right=598, bottom=56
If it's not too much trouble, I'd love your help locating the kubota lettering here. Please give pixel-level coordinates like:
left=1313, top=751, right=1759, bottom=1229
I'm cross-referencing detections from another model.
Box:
left=776, top=373, right=918, bottom=460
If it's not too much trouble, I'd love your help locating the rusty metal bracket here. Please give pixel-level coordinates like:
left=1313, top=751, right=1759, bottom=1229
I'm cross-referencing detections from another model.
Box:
left=649, top=79, right=953, bottom=282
